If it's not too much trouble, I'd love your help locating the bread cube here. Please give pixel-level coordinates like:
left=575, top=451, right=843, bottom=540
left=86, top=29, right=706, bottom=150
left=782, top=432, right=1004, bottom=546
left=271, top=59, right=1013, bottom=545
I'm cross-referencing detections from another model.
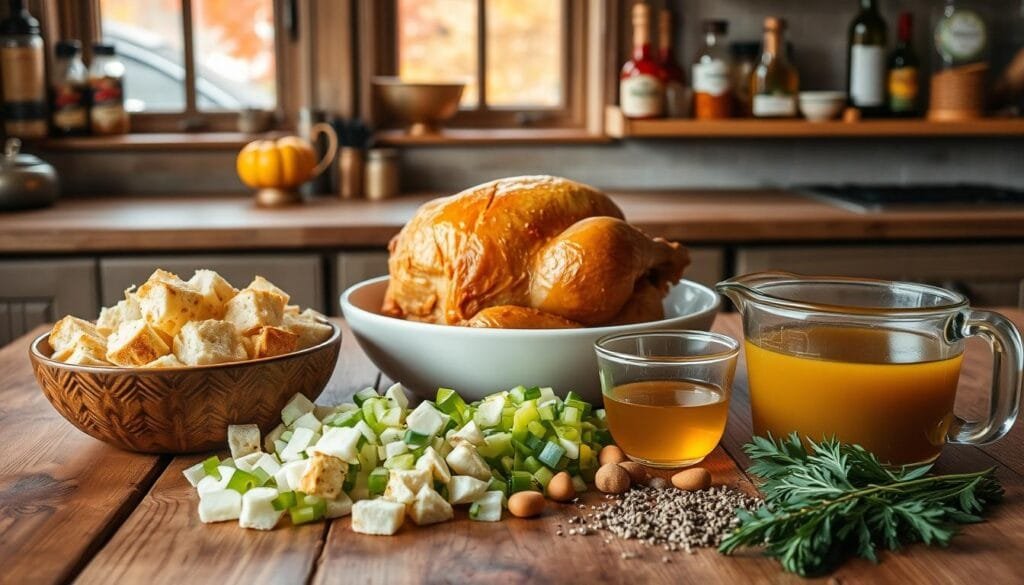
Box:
left=64, top=346, right=112, bottom=366
left=136, top=277, right=206, bottom=338
left=172, top=319, right=248, bottom=366
left=351, top=499, right=406, bottom=535
left=249, top=325, right=299, bottom=359
left=384, top=468, right=433, bottom=505
left=49, top=315, right=104, bottom=353
left=142, top=354, right=184, bottom=368
left=282, top=312, right=333, bottom=350
left=299, top=452, right=348, bottom=500
left=246, top=275, right=290, bottom=304
left=227, top=424, right=261, bottom=459
left=239, top=487, right=284, bottom=531
left=198, top=489, right=242, bottom=524
left=147, top=268, right=185, bottom=285
left=188, top=269, right=238, bottom=319
left=284, top=304, right=300, bottom=316
left=325, top=492, right=353, bottom=519
left=223, top=289, right=286, bottom=335
left=96, top=294, right=142, bottom=337
left=106, top=319, right=171, bottom=367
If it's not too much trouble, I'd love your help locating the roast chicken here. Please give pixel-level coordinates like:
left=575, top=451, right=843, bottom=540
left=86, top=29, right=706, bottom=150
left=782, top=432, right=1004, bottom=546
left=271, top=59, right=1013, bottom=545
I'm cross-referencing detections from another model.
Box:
left=382, top=176, right=690, bottom=328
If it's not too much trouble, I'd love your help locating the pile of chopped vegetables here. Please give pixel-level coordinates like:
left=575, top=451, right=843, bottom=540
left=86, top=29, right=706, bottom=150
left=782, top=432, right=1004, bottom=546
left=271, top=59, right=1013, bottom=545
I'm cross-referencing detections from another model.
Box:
left=183, top=383, right=612, bottom=534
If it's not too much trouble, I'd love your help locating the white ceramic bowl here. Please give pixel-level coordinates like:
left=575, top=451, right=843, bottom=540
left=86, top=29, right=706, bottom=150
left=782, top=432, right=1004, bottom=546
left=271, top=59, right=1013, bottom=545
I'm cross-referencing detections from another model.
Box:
left=798, top=91, right=846, bottom=122
left=341, top=276, right=721, bottom=403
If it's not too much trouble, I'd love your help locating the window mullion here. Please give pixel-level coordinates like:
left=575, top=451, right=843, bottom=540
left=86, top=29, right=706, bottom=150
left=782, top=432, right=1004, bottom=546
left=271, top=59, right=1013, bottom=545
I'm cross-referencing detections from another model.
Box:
left=181, top=0, right=198, bottom=119
left=476, top=0, right=486, bottom=111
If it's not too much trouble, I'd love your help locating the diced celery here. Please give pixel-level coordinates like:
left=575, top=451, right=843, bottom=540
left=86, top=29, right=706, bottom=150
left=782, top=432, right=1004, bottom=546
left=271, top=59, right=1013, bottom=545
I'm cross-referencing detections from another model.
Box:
left=202, top=455, right=222, bottom=479
left=281, top=393, right=315, bottom=426
left=559, top=437, right=580, bottom=460
left=553, top=424, right=579, bottom=442
left=250, top=467, right=271, bottom=486
left=593, top=429, right=613, bottom=446
left=353, top=387, right=378, bottom=406
left=385, top=440, right=409, bottom=459
left=291, top=412, right=322, bottom=433
left=403, top=429, right=431, bottom=448
left=534, top=467, right=555, bottom=490
left=477, top=432, right=512, bottom=459
left=487, top=477, right=509, bottom=498
left=384, top=453, right=416, bottom=470
left=272, top=490, right=297, bottom=510
left=523, top=433, right=544, bottom=453
left=508, top=470, right=538, bottom=494
left=368, top=467, right=389, bottom=496
left=527, top=420, right=547, bottom=440
left=289, top=505, right=320, bottom=525
left=379, top=407, right=403, bottom=428
left=379, top=427, right=404, bottom=445
left=281, top=430, right=294, bottom=442
left=523, top=386, right=541, bottom=401
left=537, top=403, right=556, bottom=421
left=359, top=441, right=379, bottom=469
left=509, top=385, right=527, bottom=404
left=538, top=441, right=566, bottom=468
left=522, top=456, right=542, bottom=474
left=406, top=402, right=446, bottom=437
left=560, top=405, right=582, bottom=426
left=500, top=407, right=515, bottom=431
left=500, top=456, right=514, bottom=475
left=361, top=399, right=379, bottom=429
left=226, top=469, right=259, bottom=494
left=511, top=439, right=533, bottom=457
left=538, top=387, right=556, bottom=403
left=326, top=408, right=363, bottom=428
left=273, top=439, right=288, bottom=455
left=564, top=391, right=591, bottom=415
left=384, top=383, right=409, bottom=410
left=436, top=387, right=467, bottom=420
left=474, top=397, right=505, bottom=428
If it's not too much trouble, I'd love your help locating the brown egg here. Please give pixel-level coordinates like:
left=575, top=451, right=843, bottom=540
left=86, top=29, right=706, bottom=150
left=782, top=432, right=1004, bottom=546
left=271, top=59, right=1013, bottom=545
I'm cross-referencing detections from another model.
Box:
left=508, top=491, right=546, bottom=518
left=546, top=471, right=577, bottom=502
left=599, top=445, right=627, bottom=467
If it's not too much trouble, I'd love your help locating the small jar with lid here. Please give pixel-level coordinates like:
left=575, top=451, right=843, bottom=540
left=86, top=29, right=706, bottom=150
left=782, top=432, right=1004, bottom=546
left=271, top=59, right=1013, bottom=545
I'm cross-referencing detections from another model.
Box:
left=364, top=148, right=399, bottom=201
left=692, top=20, right=733, bottom=119
left=50, top=40, right=90, bottom=136
left=89, top=43, right=129, bottom=135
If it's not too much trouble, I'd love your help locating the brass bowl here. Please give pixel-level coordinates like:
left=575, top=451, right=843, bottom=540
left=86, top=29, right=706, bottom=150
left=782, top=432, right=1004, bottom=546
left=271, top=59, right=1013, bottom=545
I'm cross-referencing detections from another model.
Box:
left=373, top=77, right=466, bottom=136
left=29, top=322, right=342, bottom=454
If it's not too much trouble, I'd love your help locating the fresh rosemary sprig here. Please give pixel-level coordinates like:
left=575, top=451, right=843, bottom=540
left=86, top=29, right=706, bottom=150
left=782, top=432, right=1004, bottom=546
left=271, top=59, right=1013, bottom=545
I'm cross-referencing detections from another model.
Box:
left=718, top=433, right=1003, bottom=577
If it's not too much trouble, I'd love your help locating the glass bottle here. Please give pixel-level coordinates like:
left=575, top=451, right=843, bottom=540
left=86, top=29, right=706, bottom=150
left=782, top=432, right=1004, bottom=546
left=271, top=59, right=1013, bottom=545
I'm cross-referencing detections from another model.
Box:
left=888, top=12, right=920, bottom=117
left=751, top=17, right=800, bottom=118
left=50, top=40, right=90, bottom=136
left=848, top=0, right=888, bottom=116
left=692, top=20, right=732, bottom=119
left=619, top=2, right=664, bottom=119
left=730, top=42, right=760, bottom=118
left=658, top=8, right=689, bottom=118
left=0, top=0, right=47, bottom=139
left=89, top=43, right=129, bottom=135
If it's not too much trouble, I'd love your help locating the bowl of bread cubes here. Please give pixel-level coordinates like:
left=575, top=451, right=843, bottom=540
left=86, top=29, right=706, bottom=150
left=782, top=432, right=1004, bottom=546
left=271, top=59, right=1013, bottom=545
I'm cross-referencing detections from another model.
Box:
left=29, top=268, right=341, bottom=453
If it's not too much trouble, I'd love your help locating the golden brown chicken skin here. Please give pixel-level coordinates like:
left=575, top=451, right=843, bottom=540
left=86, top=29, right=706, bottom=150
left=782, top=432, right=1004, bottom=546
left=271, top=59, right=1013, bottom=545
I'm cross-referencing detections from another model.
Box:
left=381, top=175, right=690, bottom=328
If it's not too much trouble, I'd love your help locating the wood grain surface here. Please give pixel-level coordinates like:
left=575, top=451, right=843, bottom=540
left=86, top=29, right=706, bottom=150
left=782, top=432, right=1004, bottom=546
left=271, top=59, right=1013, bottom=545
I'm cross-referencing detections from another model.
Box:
left=3, top=191, right=1024, bottom=254
left=2, top=313, right=1024, bottom=584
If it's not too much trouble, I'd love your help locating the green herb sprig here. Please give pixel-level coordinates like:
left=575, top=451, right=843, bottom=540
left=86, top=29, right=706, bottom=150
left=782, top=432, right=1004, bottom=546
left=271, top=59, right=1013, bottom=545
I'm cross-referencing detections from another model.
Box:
left=718, top=433, right=1003, bottom=577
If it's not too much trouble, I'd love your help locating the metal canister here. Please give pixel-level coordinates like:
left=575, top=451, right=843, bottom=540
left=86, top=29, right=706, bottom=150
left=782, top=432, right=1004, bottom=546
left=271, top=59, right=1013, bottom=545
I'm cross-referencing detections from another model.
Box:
left=364, top=148, right=399, bottom=201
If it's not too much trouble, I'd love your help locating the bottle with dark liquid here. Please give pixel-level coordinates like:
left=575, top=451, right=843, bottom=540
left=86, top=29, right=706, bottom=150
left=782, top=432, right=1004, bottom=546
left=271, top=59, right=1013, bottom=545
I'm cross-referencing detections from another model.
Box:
left=51, top=40, right=90, bottom=136
left=751, top=17, right=799, bottom=118
left=0, top=0, right=48, bottom=139
left=848, top=0, right=888, bottom=116
left=619, top=2, right=664, bottom=119
left=692, top=20, right=732, bottom=119
left=888, top=12, right=920, bottom=116
left=657, top=8, right=689, bottom=118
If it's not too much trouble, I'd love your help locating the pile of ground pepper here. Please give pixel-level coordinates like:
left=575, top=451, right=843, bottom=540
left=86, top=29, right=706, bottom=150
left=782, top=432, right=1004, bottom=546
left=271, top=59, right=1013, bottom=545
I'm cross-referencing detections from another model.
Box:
left=564, top=485, right=760, bottom=553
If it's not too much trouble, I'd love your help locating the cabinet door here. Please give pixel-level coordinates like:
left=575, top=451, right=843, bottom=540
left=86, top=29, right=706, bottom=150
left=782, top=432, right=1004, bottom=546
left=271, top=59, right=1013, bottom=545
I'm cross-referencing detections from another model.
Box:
left=0, top=259, right=98, bottom=346
left=332, top=251, right=389, bottom=316
left=735, top=244, right=1024, bottom=307
left=100, top=254, right=324, bottom=312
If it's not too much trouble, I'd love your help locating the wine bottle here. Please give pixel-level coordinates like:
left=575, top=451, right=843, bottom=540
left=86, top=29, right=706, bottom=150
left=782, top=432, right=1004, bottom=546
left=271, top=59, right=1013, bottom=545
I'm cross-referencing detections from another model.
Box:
left=888, top=12, right=920, bottom=116
left=620, top=2, right=664, bottom=119
left=658, top=8, right=689, bottom=118
left=848, top=0, right=888, bottom=116
left=0, top=0, right=48, bottom=139
left=751, top=17, right=799, bottom=118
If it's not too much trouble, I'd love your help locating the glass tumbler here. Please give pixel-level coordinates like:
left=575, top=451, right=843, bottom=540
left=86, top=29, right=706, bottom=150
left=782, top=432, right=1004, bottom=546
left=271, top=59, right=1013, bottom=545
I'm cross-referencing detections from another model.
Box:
left=595, top=330, right=739, bottom=468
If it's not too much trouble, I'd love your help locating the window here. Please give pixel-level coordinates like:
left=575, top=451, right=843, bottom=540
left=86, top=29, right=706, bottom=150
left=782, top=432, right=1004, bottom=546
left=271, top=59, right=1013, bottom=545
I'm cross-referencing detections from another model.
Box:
left=368, top=0, right=591, bottom=129
left=69, top=0, right=285, bottom=132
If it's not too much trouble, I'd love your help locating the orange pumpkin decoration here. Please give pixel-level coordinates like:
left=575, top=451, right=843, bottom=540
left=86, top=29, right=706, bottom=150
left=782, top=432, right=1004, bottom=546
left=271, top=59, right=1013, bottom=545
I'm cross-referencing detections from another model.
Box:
left=236, top=123, right=338, bottom=206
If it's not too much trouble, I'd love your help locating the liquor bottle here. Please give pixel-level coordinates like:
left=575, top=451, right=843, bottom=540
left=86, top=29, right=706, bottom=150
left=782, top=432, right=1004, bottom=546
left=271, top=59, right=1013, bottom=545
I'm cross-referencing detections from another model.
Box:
left=888, top=12, right=920, bottom=116
left=0, top=0, right=48, bottom=139
left=658, top=8, right=689, bottom=118
left=751, top=17, right=799, bottom=118
left=89, top=44, right=129, bottom=135
left=848, top=0, right=888, bottom=116
left=620, top=2, right=664, bottom=119
left=50, top=40, right=90, bottom=136
left=692, top=20, right=732, bottom=119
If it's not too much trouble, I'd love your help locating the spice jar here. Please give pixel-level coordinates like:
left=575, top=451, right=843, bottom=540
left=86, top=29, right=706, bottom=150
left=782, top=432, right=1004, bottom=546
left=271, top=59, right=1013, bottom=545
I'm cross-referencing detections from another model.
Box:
left=692, top=20, right=733, bottom=119
left=0, top=0, right=48, bottom=139
left=338, top=147, right=364, bottom=199
left=89, top=43, right=129, bottom=135
left=50, top=40, right=89, bottom=136
left=364, top=148, right=399, bottom=201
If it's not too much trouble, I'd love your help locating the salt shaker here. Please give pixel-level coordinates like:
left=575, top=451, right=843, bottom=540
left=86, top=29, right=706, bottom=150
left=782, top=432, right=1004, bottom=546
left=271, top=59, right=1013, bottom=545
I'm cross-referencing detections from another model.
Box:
left=364, top=148, right=399, bottom=200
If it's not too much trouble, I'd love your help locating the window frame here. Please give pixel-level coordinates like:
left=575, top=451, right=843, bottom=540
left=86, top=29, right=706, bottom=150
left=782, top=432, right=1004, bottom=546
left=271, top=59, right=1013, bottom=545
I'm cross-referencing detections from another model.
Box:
left=45, top=0, right=298, bottom=133
left=360, top=0, right=594, bottom=130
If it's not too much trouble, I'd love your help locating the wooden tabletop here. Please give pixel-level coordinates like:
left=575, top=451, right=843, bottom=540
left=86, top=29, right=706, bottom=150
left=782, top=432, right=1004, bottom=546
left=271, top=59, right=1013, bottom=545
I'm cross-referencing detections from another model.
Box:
left=3, top=311, right=1024, bottom=585
left=3, top=190, right=1024, bottom=254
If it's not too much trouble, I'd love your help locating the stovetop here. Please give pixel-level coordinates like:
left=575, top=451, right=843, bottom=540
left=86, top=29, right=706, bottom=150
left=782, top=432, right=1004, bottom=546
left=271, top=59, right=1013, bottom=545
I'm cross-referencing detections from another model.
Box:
left=799, top=184, right=1024, bottom=213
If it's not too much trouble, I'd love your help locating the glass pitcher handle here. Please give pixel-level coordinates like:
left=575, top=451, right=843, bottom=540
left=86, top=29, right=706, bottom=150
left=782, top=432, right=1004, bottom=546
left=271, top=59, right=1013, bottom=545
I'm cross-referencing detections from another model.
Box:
left=949, top=309, right=1024, bottom=445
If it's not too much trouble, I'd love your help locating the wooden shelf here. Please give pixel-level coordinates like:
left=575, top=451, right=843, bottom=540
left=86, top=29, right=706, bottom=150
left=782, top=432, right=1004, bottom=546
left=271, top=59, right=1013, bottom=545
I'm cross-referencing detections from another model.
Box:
left=605, top=106, right=1024, bottom=139
left=374, top=127, right=611, bottom=146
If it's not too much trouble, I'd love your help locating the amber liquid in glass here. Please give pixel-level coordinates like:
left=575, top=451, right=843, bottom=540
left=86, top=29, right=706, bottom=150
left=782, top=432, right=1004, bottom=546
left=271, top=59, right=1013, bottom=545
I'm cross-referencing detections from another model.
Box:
left=746, top=326, right=963, bottom=465
left=603, top=380, right=729, bottom=466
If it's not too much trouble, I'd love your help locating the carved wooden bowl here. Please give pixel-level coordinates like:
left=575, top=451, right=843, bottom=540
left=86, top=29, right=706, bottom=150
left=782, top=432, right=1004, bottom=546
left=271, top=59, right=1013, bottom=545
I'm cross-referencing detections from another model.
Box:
left=29, top=323, right=342, bottom=454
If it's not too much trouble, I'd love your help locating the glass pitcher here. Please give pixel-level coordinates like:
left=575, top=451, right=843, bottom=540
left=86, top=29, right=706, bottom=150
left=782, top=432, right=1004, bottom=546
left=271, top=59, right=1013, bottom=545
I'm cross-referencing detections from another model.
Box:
left=717, top=272, right=1023, bottom=465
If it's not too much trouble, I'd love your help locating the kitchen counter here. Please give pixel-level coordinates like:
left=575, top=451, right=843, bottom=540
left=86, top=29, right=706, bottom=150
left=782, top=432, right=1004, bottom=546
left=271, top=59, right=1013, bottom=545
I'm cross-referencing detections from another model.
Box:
left=4, top=312, right=1024, bottom=584
left=3, top=190, right=1024, bottom=254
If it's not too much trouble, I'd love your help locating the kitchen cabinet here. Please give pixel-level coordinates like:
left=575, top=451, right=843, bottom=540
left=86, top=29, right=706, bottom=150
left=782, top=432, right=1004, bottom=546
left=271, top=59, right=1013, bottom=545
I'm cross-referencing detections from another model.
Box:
left=682, top=247, right=725, bottom=288
left=332, top=251, right=390, bottom=315
left=0, top=259, right=98, bottom=346
left=99, top=254, right=325, bottom=312
left=736, top=244, right=1024, bottom=307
